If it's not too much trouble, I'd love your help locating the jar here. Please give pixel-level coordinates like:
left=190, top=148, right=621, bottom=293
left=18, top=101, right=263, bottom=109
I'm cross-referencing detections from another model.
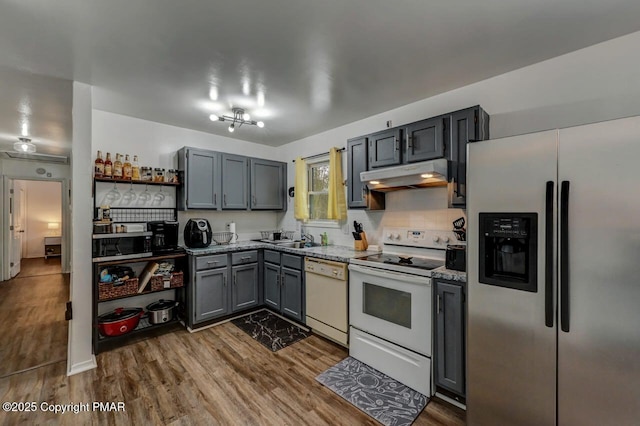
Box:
left=166, top=169, right=178, bottom=183
left=141, top=167, right=153, bottom=181
left=153, top=168, right=165, bottom=182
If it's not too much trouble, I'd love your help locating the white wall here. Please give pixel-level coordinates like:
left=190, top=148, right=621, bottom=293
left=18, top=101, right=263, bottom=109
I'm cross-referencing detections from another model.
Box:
left=68, top=82, right=96, bottom=376
left=22, top=180, right=62, bottom=258
left=276, top=30, right=640, bottom=246
left=92, top=110, right=282, bottom=240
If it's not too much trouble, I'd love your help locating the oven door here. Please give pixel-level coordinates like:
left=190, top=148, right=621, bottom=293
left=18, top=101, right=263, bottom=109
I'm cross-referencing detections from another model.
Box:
left=348, top=264, right=431, bottom=356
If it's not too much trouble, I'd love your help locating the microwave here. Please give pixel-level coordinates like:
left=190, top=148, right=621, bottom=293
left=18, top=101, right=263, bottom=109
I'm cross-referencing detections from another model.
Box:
left=92, top=232, right=152, bottom=262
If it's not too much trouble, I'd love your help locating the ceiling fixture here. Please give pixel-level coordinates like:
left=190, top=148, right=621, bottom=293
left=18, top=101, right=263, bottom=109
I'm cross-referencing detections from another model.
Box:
left=210, top=107, right=265, bottom=133
left=14, top=137, right=36, bottom=153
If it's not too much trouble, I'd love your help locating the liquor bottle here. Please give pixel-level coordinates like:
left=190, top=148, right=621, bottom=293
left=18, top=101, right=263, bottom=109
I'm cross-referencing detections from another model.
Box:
left=113, top=153, right=123, bottom=179
left=94, top=150, right=104, bottom=178
left=131, top=155, right=140, bottom=181
left=123, top=154, right=132, bottom=180
left=104, top=152, right=113, bottom=178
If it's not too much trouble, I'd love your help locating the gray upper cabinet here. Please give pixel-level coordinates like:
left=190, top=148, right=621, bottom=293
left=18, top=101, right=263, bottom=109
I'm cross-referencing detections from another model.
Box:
left=447, top=106, right=489, bottom=208
left=250, top=159, right=286, bottom=210
left=347, top=136, right=368, bottom=208
left=178, top=148, right=219, bottom=210
left=221, top=154, right=249, bottom=210
left=368, top=128, right=402, bottom=168
left=178, top=147, right=287, bottom=211
left=404, top=116, right=447, bottom=163
left=435, top=279, right=465, bottom=397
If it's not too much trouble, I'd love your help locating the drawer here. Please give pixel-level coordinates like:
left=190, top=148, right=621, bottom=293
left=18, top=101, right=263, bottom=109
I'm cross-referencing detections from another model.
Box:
left=281, top=253, right=303, bottom=270
left=264, top=249, right=280, bottom=265
left=231, top=250, right=258, bottom=265
left=195, top=254, right=227, bottom=270
left=45, top=236, right=62, bottom=245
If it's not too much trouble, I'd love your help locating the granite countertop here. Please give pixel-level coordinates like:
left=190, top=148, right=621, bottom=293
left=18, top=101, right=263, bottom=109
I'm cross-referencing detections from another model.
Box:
left=431, top=266, right=467, bottom=283
left=184, top=241, right=378, bottom=263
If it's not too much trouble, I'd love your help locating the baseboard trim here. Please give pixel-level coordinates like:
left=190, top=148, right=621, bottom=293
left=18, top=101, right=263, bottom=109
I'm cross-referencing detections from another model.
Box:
left=67, top=356, right=97, bottom=376
left=434, top=392, right=466, bottom=410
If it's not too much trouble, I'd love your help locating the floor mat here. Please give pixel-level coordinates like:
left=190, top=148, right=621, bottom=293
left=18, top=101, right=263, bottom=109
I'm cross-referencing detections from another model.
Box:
left=231, top=310, right=309, bottom=352
left=316, top=357, right=428, bottom=426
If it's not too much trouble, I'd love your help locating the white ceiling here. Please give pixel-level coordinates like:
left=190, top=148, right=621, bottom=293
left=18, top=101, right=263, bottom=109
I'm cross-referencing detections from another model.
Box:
left=1, top=0, right=640, bottom=154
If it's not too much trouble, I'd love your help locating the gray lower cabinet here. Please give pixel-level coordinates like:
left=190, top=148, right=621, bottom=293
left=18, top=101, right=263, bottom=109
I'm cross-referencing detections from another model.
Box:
left=250, top=159, right=286, bottom=210
left=434, top=279, right=466, bottom=397
left=231, top=263, right=259, bottom=312
left=193, top=268, right=228, bottom=324
left=262, top=250, right=304, bottom=322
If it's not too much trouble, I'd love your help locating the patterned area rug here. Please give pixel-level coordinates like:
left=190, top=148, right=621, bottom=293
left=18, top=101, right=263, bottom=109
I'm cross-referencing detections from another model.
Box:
left=231, top=310, right=309, bottom=352
left=316, top=357, right=428, bottom=426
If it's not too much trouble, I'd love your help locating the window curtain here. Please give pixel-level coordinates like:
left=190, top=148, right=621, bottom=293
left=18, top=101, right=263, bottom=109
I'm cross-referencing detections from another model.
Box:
left=327, top=147, right=347, bottom=220
left=294, top=157, right=309, bottom=220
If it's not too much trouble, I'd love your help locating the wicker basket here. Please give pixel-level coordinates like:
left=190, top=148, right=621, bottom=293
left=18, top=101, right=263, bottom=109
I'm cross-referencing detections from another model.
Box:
left=150, top=271, right=184, bottom=292
left=98, top=278, right=139, bottom=301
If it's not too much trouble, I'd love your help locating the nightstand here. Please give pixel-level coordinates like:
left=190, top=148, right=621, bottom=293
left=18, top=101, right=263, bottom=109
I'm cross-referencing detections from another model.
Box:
left=44, top=236, right=62, bottom=259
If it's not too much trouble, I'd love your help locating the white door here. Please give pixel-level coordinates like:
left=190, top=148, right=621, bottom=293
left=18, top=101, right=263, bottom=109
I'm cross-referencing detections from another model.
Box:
left=9, top=181, right=25, bottom=277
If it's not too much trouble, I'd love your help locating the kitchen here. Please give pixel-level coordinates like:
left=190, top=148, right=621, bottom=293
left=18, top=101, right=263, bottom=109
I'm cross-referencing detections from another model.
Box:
left=2, top=1, right=640, bottom=424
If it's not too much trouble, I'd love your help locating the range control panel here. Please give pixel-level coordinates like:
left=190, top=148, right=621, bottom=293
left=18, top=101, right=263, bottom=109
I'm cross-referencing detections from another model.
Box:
left=382, top=227, right=462, bottom=249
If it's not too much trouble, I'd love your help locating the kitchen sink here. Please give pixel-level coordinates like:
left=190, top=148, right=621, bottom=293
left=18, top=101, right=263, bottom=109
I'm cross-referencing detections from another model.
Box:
left=253, top=239, right=320, bottom=248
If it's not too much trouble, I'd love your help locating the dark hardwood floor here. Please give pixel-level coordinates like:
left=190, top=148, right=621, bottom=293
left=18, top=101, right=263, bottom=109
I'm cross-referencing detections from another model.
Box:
left=0, top=258, right=68, bottom=377
left=0, top=320, right=465, bottom=425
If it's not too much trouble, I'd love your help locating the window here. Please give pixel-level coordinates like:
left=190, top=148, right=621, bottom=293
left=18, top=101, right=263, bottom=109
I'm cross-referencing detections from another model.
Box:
left=308, top=159, right=330, bottom=220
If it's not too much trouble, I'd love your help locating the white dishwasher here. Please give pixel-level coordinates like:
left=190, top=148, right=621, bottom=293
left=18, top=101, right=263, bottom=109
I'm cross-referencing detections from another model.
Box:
left=304, top=257, right=348, bottom=346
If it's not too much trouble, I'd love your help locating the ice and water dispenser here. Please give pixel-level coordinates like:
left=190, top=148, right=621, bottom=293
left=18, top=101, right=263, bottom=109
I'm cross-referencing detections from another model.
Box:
left=479, top=213, right=538, bottom=292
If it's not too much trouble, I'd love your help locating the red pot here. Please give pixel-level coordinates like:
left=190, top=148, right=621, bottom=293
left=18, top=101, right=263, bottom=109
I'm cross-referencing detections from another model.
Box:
left=98, top=307, right=144, bottom=337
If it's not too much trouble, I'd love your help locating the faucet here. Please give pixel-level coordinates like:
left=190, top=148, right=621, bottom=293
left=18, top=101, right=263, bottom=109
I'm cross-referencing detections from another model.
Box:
left=301, top=229, right=314, bottom=245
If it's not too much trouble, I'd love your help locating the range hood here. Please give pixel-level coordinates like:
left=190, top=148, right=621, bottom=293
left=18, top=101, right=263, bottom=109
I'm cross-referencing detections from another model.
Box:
left=360, top=159, right=448, bottom=192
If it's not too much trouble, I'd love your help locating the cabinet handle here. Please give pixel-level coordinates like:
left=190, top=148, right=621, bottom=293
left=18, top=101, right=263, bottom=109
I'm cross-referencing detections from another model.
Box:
left=206, top=260, right=219, bottom=265
left=252, top=195, right=257, bottom=206
left=276, top=274, right=280, bottom=286
left=437, top=294, right=442, bottom=313
left=281, top=273, right=285, bottom=286
left=241, top=256, right=251, bottom=261
left=223, top=275, right=227, bottom=286
left=395, top=137, right=399, bottom=151
left=407, top=134, right=413, bottom=150
left=233, top=275, right=237, bottom=286
left=224, top=194, right=227, bottom=206
left=214, top=193, right=217, bottom=205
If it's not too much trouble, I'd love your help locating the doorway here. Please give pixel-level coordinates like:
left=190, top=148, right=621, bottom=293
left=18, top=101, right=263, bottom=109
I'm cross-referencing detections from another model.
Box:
left=0, top=178, right=67, bottom=377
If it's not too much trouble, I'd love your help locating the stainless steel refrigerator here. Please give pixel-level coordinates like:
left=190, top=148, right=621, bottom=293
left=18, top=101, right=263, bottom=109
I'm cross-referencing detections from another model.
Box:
left=467, top=116, right=640, bottom=425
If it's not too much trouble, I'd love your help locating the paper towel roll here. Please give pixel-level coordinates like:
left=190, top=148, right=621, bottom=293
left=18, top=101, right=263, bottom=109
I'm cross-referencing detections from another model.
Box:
left=229, top=222, right=238, bottom=244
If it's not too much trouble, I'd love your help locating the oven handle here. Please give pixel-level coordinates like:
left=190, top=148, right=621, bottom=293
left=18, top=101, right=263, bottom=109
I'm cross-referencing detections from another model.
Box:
left=348, top=264, right=431, bottom=285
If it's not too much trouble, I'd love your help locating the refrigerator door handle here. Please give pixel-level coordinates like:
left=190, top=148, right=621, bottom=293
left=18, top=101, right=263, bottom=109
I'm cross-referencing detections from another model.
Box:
left=560, top=180, right=570, bottom=332
left=545, top=181, right=554, bottom=328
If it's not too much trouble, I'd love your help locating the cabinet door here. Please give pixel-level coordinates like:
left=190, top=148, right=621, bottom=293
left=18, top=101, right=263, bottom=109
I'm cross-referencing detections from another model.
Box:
left=193, top=268, right=228, bottom=324
left=281, top=266, right=303, bottom=322
left=231, top=263, right=258, bottom=312
left=250, top=159, right=286, bottom=210
left=221, top=154, right=249, bottom=210
left=435, top=280, right=465, bottom=396
left=263, top=262, right=281, bottom=310
left=347, top=136, right=368, bottom=208
left=186, top=149, right=219, bottom=209
left=405, top=116, right=446, bottom=163
left=368, top=128, right=402, bottom=168
left=448, top=107, right=478, bottom=207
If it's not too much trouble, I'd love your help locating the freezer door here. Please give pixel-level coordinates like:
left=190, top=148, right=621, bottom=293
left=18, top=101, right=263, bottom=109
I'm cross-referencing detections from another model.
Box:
left=558, top=116, right=640, bottom=425
left=467, top=130, right=557, bottom=426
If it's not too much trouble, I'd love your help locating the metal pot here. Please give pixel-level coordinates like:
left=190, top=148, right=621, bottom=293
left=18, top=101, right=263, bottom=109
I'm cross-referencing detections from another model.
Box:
left=146, top=299, right=178, bottom=324
left=98, top=307, right=144, bottom=337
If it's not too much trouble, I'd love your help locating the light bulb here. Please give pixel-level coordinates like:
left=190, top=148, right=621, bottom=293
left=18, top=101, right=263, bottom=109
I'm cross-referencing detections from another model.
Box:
left=21, top=143, right=28, bottom=151
left=228, top=124, right=235, bottom=133
left=370, top=180, right=380, bottom=185
left=421, top=173, right=433, bottom=178
left=242, top=113, right=251, bottom=121
left=209, top=114, right=219, bottom=121
left=257, top=121, right=265, bottom=128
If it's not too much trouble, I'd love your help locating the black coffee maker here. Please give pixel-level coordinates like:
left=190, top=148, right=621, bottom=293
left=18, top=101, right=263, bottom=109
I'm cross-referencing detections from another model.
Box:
left=148, top=221, right=180, bottom=253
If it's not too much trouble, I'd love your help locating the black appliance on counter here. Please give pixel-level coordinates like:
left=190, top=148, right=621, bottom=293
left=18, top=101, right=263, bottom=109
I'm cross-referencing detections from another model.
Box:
left=148, top=221, right=180, bottom=254
left=184, top=218, right=212, bottom=248
left=446, top=244, right=467, bottom=272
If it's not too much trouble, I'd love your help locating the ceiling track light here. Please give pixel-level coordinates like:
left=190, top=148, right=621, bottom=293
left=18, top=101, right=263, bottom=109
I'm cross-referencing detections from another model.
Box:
left=211, top=107, right=264, bottom=132
left=14, top=137, right=36, bottom=153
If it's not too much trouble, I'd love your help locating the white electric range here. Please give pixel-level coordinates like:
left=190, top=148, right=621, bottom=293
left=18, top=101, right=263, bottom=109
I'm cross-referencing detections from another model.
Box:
left=348, top=227, right=459, bottom=396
